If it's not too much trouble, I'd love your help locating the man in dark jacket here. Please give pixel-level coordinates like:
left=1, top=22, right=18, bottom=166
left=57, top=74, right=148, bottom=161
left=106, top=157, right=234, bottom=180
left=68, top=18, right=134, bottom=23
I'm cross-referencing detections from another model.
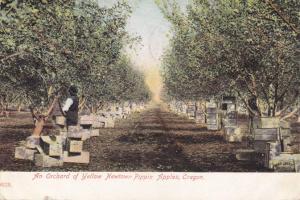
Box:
left=62, top=85, right=79, bottom=126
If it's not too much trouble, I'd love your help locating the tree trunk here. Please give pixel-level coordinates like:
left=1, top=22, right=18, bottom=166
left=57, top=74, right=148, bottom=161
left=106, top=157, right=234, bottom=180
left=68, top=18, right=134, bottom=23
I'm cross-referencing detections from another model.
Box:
left=17, top=102, right=22, bottom=112
left=4, top=103, right=9, bottom=118
left=30, top=97, right=58, bottom=137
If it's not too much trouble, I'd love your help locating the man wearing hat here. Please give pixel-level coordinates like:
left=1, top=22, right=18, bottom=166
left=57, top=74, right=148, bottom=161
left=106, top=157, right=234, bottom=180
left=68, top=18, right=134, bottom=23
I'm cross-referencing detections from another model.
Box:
left=62, top=85, right=79, bottom=126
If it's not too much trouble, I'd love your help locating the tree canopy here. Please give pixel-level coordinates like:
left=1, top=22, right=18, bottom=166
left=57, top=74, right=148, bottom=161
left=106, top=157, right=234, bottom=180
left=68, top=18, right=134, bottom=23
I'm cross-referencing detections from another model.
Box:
left=0, top=0, right=150, bottom=112
left=158, top=0, right=300, bottom=118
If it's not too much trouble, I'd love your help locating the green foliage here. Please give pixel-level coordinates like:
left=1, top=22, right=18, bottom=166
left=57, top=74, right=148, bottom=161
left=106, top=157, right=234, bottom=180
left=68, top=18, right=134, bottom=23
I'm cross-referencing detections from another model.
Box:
left=0, top=0, right=150, bottom=110
left=158, top=0, right=300, bottom=117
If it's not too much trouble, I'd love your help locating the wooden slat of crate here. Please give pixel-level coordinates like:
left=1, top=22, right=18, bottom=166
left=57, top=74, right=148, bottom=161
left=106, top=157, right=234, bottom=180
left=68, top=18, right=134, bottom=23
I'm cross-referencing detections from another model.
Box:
left=55, top=116, right=66, bottom=126
left=40, top=136, right=63, bottom=157
left=265, top=142, right=282, bottom=168
left=269, top=153, right=300, bottom=172
left=207, top=107, right=217, bottom=113
left=92, top=120, right=105, bottom=129
left=254, top=128, right=278, bottom=141
left=290, top=144, right=300, bottom=153
left=207, top=124, right=219, bottom=130
left=15, top=146, right=37, bottom=161
left=67, top=128, right=90, bottom=139
left=63, top=151, right=89, bottom=164
left=68, top=125, right=81, bottom=132
left=259, top=117, right=280, bottom=129
left=280, top=128, right=291, bottom=137
left=80, top=115, right=94, bottom=125
left=291, top=134, right=300, bottom=143
left=254, top=141, right=267, bottom=153
left=91, top=129, right=100, bottom=137
left=59, top=130, right=68, bottom=140
left=225, top=127, right=236, bottom=135
left=282, top=136, right=292, bottom=152
left=104, top=118, right=115, bottom=128
left=224, top=119, right=237, bottom=127
left=227, top=111, right=237, bottom=119
left=235, top=149, right=256, bottom=161
left=280, top=121, right=291, bottom=129
left=295, top=160, right=300, bottom=172
left=25, top=136, right=40, bottom=149
left=67, top=140, right=83, bottom=153
left=273, top=160, right=295, bottom=172
left=35, top=154, right=63, bottom=167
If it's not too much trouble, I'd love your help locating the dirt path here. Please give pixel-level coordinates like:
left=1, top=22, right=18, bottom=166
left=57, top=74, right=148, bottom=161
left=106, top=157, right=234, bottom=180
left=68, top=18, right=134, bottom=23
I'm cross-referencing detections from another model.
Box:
left=0, top=105, right=269, bottom=171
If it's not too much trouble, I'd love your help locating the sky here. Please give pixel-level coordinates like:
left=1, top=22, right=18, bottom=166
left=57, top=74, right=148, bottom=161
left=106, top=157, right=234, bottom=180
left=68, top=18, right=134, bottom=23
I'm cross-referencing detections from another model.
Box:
left=98, top=0, right=188, bottom=71
left=98, top=0, right=189, bottom=102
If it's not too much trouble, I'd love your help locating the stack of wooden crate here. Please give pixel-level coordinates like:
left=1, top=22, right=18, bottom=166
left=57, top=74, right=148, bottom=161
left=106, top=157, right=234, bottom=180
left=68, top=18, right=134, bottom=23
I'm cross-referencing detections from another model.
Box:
left=195, top=101, right=206, bottom=124
left=63, top=125, right=90, bottom=164
left=15, top=136, right=39, bottom=161
left=252, top=117, right=300, bottom=171
left=235, top=117, right=280, bottom=164
left=269, top=153, right=300, bottom=172
left=14, top=115, right=66, bottom=166
left=290, top=122, right=300, bottom=153
left=79, top=115, right=94, bottom=139
left=187, top=102, right=196, bottom=120
left=15, top=115, right=92, bottom=167
left=35, top=135, right=64, bottom=167
left=35, top=115, right=91, bottom=166
left=223, top=111, right=241, bottom=142
left=206, top=102, right=221, bottom=130
left=252, top=117, right=281, bottom=167
left=31, top=116, right=65, bottom=167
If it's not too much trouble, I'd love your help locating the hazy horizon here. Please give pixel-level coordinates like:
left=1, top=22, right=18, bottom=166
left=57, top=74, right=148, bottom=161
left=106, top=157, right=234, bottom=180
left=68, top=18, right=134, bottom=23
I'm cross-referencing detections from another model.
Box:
left=98, top=0, right=188, bottom=71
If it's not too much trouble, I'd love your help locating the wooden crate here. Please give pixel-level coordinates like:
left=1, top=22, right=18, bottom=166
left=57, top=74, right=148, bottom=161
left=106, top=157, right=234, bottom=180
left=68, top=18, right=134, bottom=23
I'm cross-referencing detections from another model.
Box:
left=35, top=154, right=63, bottom=167
left=40, top=136, right=63, bottom=157
left=67, top=139, right=83, bottom=153
left=294, top=154, right=300, bottom=172
left=195, top=112, right=205, bottom=124
left=81, top=130, right=91, bottom=141
left=235, top=149, right=256, bottom=161
left=282, top=136, right=292, bottom=152
left=207, top=124, right=219, bottom=131
left=280, top=128, right=291, bottom=137
left=290, top=143, right=300, bottom=153
left=25, top=136, right=40, bottom=149
left=280, top=121, right=291, bottom=129
left=63, top=151, right=89, bottom=164
left=59, top=130, right=68, bottom=139
left=265, top=142, right=281, bottom=168
left=259, top=117, right=280, bottom=129
left=80, top=115, right=94, bottom=125
left=92, top=120, right=105, bottom=129
left=104, top=118, right=115, bottom=128
left=207, top=111, right=221, bottom=130
left=91, top=129, right=100, bottom=137
left=273, top=160, right=295, bottom=172
left=15, top=146, right=37, bottom=161
left=295, top=160, right=300, bottom=172
left=254, top=141, right=267, bottom=153
left=291, top=134, right=300, bottom=143
left=254, top=128, right=278, bottom=141
left=224, top=118, right=237, bottom=127
left=269, top=153, right=300, bottom=172
left=67, top=128, right=88, bottom=139
left=225, top=127, right=242, bottom=142
left=55, top=116, right=66, bottom=126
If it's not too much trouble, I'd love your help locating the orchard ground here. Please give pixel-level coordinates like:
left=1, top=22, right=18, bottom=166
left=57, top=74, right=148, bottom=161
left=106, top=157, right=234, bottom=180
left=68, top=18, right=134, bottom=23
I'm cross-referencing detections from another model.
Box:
left=2, top=103, right=299, bottom=172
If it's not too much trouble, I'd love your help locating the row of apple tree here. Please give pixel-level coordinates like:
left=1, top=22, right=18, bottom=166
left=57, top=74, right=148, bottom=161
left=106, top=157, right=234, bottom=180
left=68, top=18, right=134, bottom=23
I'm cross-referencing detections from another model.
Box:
left=158, top=0, right=299, bottom=119
left=0, top=0, right=150, bottom=115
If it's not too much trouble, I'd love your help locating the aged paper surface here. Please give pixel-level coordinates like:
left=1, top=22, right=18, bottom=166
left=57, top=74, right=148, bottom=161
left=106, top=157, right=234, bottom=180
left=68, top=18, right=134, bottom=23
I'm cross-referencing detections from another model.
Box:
left=1, top=173, right=300, bottom=199
left=1, top=0, right=300, bottom=199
